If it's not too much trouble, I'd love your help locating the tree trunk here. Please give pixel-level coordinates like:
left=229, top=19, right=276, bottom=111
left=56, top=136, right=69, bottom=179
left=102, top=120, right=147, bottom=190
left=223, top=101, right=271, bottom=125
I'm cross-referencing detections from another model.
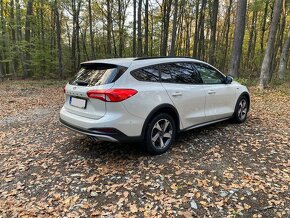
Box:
left=222, top=0, right=233, bottom=71
left=259, top=0, right=283, bottom=89
left=270, top=0, right=286, bottom=77
left=228, top=0, right=247, bottom=77
left=88, top=0, right=95, bottom=59
left=106, top=0, right=112, bottom=57
left=185, top=18, right=192, bottom=56
left=133, top=0, right=137, bottom=57
left=246, top=6, right=258, bottom=71
left=192, top=0, right=199, bottom=57
left=160, top=0, right=172, bottom=56
left=144, top=0, right=149, bottom=56
left=10, top=0, right=18, bottom=79
left=197, top=0, right=207, bottom=59
left=15, top=0, right=27, bottom=78
left=0, top=0, right=5, bottom=77
left=55, top=0, right=64, bottom=79
left=260, top=0, right=269, bottom=67
left=76, top=1, right=81, bottom=70
left=209, top=0, right=218, bottom=64
left=24, top=0, right=33, bottom=79
left=71, top=0, right=77, bottom=73
left=40, top=0, right=46, bottom=77
left=278, top=28, right=290, bottom=81
left=170, top=0, right=178, bottom=56
left=137, top=0, right=142, bottom=56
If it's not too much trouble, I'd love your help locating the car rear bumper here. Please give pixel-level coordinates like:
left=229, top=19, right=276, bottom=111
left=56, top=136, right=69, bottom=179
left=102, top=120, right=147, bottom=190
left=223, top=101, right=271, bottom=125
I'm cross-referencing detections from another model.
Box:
left=59, top=118, right=120, bottom=142
left=59, top=107, right=144, bottom=142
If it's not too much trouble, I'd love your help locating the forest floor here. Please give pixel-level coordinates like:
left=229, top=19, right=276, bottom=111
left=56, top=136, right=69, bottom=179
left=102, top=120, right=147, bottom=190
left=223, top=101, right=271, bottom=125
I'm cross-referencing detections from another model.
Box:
left=0, top=80, right=289, bottom=217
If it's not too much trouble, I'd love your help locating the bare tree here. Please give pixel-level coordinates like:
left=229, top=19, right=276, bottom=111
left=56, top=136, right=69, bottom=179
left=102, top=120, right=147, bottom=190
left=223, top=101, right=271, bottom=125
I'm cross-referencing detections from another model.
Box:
left=55, top=0, right=64, bottom=78
left=278, top=27, right=290, bottom=81
left=137, top=0, right=142, bottom=56
left=88, top=0, right=95, bottom=59
left=144, top=0, right=149, bottom=56
left=228, top=0, right=247, bottom=77
left=209, top=0, right=218, bottom=64
left=259, top=0, right=283, bottom=89
left=192, top=0, right=200, bottom=58
left=133, top=0, right=137, bottom=57
left=197, top=0, right=207, bottom=59
left=170, top=0, right=178, bottom=56
left=23, top=0, right=34, bottom=79
left=246, top=2, right=258, bottom=71
left=106, top=0, right=112, bottom=57
left=221, top=0, right=233, bottom=71
left=160, top=0, right=172, bottom=56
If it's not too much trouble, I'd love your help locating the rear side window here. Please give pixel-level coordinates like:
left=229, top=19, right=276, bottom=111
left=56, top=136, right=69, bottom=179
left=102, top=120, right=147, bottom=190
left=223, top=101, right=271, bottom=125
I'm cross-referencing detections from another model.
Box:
left=131, top=65, right=160, bottom=82
left=69, top=64, right=127, bottom=86
left=160, top=62, right=202, bottom=84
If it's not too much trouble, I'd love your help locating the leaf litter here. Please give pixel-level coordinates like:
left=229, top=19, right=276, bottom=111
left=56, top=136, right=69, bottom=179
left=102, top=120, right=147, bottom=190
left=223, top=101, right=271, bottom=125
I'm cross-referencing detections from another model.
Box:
left=0, top=82, right=289, bottom=217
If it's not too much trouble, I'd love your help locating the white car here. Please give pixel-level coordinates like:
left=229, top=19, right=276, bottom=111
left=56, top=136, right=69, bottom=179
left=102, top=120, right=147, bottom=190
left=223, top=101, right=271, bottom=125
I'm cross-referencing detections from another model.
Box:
left=60, top=57, right=250, bottom=154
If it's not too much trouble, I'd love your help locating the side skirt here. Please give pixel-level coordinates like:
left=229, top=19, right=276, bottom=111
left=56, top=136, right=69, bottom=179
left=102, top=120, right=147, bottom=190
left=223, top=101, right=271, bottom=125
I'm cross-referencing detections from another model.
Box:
left=181, top=117, right=232, bottom=132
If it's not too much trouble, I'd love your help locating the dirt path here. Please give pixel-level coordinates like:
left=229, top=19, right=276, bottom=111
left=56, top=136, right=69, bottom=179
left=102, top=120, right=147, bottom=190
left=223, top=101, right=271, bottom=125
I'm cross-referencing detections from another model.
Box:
left=0, top=81, right=289, bottom=217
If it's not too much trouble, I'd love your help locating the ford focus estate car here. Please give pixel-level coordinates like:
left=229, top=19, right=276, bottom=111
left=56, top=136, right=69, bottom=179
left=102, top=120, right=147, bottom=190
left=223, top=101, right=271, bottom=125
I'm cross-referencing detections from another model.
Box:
left=60, top=57, right=250, bottom=154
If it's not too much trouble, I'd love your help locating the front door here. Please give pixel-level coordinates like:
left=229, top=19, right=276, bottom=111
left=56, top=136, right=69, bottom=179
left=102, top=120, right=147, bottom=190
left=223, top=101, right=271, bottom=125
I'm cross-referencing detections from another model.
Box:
left=194, top=62, right=236, bottom=121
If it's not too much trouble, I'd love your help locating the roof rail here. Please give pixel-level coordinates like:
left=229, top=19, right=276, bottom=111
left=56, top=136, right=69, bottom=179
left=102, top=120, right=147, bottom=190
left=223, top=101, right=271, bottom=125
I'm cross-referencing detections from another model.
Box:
left=134, top=56, right=199, bottom=61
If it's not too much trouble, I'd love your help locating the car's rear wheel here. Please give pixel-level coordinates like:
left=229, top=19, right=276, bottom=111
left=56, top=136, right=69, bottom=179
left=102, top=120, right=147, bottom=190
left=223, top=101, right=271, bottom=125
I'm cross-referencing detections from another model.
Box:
left=144, top=113, right=176, bottom=155
left=233, top=96, right=249, bottom=123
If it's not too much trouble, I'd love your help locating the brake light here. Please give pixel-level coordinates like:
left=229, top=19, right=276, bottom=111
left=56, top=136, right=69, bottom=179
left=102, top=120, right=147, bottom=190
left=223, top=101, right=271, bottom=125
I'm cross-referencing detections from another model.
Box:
left=87, top=89, right=138, bottom=102
left=63, top=85, right=66, bottom=93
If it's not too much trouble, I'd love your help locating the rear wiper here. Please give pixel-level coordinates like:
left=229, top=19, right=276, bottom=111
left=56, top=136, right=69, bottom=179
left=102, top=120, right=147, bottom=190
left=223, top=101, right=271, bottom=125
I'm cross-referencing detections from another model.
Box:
left=76, top=80, right=89, bottom=86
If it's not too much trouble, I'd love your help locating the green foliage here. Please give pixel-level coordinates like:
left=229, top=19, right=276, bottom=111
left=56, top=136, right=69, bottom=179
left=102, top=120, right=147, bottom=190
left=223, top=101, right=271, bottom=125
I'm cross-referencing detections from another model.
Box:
left=0, top=0, right=289, bottom=84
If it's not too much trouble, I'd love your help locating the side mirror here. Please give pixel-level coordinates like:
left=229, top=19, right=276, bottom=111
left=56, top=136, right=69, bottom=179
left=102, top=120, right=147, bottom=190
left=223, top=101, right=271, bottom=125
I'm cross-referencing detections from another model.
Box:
left=225, top=75, right=233, bottom=84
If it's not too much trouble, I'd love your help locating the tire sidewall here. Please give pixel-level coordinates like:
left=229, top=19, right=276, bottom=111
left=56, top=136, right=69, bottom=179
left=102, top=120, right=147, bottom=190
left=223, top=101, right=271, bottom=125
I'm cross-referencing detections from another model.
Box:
left=145, top=113, right=176, bottom=154
left=234, top=96, right=249, bottom=123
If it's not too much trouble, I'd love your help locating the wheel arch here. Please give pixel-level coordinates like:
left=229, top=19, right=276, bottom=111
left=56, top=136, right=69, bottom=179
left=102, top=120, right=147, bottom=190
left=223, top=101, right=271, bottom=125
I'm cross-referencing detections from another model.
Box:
left=140, top=104, right=181, bottom=139
left=239, top=91, right=250, bottom=111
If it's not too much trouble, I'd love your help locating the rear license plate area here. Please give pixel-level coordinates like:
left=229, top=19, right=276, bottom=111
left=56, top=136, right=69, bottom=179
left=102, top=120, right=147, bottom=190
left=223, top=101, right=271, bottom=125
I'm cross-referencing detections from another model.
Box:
left=70, top=96, right=87, bottom=109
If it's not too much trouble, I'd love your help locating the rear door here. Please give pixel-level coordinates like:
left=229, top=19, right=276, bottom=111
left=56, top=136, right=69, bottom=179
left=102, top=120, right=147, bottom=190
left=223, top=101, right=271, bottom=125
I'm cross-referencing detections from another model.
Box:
left=193, top=62, right=236, bottom=121
left=160, top=62, right=206, bottom=129
left=64, top=63, right=126, bottom=119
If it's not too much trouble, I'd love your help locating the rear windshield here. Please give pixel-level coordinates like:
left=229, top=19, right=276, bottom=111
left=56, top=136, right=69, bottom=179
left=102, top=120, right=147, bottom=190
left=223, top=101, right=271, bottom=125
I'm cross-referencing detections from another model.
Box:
left=69, top=63, right=127, bottom=86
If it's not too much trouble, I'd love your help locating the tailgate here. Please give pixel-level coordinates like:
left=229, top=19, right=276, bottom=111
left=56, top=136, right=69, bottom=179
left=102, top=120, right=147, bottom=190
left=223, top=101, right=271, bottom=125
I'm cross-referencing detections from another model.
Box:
left=64, top=83, right=114, bottom=119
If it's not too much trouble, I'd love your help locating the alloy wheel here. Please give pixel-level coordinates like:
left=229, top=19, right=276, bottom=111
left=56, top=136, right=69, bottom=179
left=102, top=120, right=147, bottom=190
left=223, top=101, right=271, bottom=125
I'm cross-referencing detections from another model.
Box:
left=151, top=119, right=173, bottom=149
left=238, top=99, right=247, bottom=120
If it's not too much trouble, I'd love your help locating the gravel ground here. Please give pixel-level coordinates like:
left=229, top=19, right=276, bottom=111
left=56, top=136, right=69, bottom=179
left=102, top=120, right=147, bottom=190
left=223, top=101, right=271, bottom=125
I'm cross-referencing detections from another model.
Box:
left=0, top=81, right=289, bottom=217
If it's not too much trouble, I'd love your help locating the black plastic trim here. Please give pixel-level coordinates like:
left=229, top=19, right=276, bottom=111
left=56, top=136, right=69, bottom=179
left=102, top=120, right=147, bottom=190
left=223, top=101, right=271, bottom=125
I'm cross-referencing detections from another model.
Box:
left=181, top=117, right=232, bottom=132
left=134, top=56, right=202, bottom=61
left=140, top=104, right=181, bottom=140
left=59, top=118, right=142, bottom=142
left=239, top=91, right=251, bottom=111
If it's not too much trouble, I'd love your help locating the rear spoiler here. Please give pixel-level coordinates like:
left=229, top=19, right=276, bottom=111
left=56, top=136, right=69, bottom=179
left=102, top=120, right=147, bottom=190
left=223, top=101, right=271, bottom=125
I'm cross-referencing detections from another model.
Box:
left=80, top=62, right=118, bottom=69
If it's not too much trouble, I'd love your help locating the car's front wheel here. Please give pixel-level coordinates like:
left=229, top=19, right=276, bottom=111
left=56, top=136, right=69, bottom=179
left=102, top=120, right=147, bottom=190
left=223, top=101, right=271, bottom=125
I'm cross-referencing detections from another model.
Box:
left=144, top=113, right=176, bottom=155
left=233, top=96, right=249, bottom=123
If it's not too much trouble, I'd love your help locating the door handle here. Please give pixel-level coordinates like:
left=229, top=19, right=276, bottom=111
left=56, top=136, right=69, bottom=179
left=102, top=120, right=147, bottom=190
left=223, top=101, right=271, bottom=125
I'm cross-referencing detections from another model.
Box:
left=208, top=90, right=216, bottom=94
left=172, top=92, right=183, bottom=97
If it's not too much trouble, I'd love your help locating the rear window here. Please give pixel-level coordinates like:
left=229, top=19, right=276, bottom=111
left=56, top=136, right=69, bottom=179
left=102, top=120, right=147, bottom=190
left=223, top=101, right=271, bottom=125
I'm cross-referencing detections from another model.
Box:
left=69, top=63, right=127, bottom=86
left=160, top=62, right=202, bottom=84
left=130, top=65, right=160, bottom=82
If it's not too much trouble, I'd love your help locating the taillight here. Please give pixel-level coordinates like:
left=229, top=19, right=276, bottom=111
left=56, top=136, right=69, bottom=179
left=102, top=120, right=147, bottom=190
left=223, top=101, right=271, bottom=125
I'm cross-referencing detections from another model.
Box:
left=63, top=85, right=66, bottom=93
left=87, top=89, right=138, bottom=102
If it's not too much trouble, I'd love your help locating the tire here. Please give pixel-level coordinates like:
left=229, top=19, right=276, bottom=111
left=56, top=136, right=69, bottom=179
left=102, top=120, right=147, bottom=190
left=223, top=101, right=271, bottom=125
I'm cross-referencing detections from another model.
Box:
left=233, top=95, right=249, bottom=123
left=144, top=113, right=176, bottom=155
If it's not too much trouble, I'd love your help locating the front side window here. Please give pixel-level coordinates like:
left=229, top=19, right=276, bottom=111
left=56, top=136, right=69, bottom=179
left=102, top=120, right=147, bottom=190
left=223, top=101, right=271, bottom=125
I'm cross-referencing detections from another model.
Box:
left=194, top=63, right=225, bottom=84
left=70, top=64, right=126, bottom=86
left=131, top=65, right=160, bottom=82
left=160, top=62, right=202, bottom=84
